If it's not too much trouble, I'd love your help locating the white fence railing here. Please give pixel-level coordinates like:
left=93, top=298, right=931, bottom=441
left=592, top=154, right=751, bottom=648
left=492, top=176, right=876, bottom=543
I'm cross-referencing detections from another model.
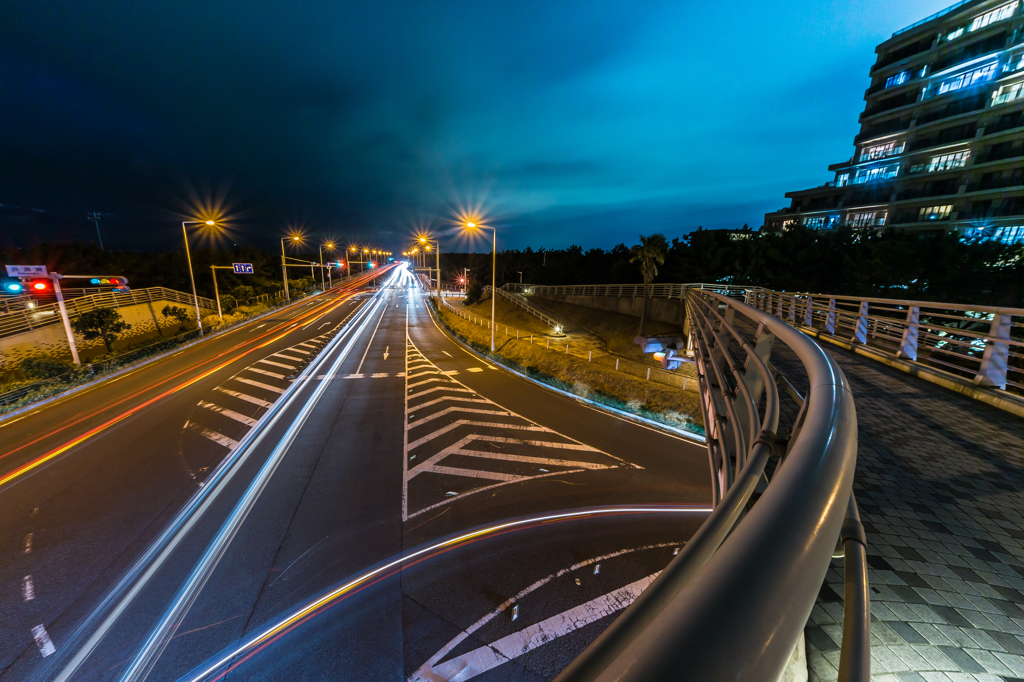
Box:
left=505, top=282, right=758, bottom=301
left=485, top=286, right=563, bottom=330
left=746, top=290, right=1024, bottom=394
left=0, top=287, right=217, bottom=340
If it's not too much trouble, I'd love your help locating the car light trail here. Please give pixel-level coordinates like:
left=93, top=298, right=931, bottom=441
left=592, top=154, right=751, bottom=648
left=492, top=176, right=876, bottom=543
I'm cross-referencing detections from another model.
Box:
left=0, top=271, right=395, bottom=489
left=181, top=504, right=713, bottom=682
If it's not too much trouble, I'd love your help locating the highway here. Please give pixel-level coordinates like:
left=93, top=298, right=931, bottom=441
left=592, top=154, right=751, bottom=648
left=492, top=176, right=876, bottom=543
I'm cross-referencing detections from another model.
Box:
left=0, top=264, right=711, bottom=681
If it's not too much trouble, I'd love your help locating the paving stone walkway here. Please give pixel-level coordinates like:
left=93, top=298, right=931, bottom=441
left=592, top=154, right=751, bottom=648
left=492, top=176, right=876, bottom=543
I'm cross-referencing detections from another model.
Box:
left=805, top=345, right=1024, bottom=682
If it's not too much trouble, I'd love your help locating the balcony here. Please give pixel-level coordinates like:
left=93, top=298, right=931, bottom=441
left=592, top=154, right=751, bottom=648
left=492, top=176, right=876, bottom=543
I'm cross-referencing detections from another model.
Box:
left=907, top=122, right=977, bottom=151
left=872, top=35, right=935, bottom=73
left=915, top=93, right=988, bottom=126
left=984, top=109, right=1024, bottom=135
left=974, top=142, right=1024, bottom=164
left=930, top=31, right=1007, bottom=73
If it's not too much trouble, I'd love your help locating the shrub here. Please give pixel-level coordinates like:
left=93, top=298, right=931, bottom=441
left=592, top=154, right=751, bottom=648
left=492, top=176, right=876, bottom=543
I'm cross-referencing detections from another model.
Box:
left=20, top=356, right=77, bottom=380
left=162, top=305, right=193, bottom=327
left=71, top=308, right=132, bottom=352
left=219, top=294, right=237, bottom=312
left=464, top=280, right=484, bottom=305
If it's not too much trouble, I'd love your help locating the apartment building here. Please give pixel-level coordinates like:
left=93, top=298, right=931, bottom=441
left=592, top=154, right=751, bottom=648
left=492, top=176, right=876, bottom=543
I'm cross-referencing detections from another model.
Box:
left=764, top=0, right=1024, bottom=244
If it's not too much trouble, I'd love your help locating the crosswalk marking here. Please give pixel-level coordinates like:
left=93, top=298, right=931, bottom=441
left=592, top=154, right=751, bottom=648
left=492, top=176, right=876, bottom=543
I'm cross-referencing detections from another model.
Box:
left=246, top=366, right=287, bottom=380
left=467, top=367, right=484, bottom=372
left=403, top=336, right=634, bottom=520
left=198, top=401, right=258, bottom=426
left=185, top=421, right=240, bottom=449
left=214, top=387, right=272, bottom=408
left=257, top=358, right=297, bottom=370
left=234, top=377, right=285, bottom=394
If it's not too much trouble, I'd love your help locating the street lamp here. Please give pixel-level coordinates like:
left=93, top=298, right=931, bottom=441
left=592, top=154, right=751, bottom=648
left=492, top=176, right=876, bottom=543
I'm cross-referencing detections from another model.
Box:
left=420, top=236, right=441, bottom=302
left=182, top=219, right=217, bottom=336
left=463, top=221, right=497, bottom=351
left=282, top=235, right=301, bottom=301
left=321, top=241, right=335, bottom=291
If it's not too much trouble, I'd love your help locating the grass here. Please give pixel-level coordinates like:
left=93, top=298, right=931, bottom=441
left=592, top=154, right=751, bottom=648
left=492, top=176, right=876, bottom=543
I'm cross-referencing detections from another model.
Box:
left=534, top=298, right=696, bottom=376
left=457, top=296, right=558, bottom=336
left=435, top=303, right=703, bottom=433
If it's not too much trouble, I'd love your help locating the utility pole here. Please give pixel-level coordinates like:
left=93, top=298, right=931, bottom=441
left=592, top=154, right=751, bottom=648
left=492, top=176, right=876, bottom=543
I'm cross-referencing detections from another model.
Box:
left=88, top=212, right=104, bottom=249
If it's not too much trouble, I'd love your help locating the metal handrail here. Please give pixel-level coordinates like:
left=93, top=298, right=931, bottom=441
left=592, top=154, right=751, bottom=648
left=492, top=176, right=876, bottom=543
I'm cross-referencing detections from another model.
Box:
left=484, top=285, right=563, bottom=330
left=0, top=287, right=218, bottom=340
left=556, top=290, right=865, bottom=682
left=505, top=282, right=760, bottom=301
left=747, top=289, right=1024, bottom=393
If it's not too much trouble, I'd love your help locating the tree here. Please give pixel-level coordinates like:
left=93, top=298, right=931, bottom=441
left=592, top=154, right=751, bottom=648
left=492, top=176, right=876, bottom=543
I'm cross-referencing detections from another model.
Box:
left=162, top=305, right=193, bottom=327
left=630, top=233, right=669, bottom=336
left=71, top=307, right=132, bottom=353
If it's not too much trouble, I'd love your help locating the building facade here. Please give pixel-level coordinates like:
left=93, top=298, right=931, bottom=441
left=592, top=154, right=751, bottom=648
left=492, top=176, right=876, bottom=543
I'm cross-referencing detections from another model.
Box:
left=764, top=0, right=1024, bottom=244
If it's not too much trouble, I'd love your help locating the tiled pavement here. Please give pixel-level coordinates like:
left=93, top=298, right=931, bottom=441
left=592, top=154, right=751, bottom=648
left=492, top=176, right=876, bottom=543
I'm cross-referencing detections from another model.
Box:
left=805, top=345, right=1024, bottom=682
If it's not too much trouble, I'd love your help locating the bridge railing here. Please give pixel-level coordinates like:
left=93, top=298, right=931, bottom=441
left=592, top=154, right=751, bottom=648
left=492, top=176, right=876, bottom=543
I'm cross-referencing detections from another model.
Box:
left=0, top=287, right=217, bottom=340
left=556, top=289, right=866, bottom=682
left=505, top=282, right=759, bottom=301
left=483, top=285, right=563, bottom=330
left=746, top=290, right=1024, bottom=394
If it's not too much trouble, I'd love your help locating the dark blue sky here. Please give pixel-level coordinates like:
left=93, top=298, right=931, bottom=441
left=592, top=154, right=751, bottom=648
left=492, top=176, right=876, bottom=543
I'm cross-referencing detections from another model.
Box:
left=1, top=0, right=953, bottom=252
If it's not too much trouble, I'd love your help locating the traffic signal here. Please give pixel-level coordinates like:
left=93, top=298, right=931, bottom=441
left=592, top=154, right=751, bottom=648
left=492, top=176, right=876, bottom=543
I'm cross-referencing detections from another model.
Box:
left=2, top=279, right=23, bottom=293
left=89, top=277, right=128, bottom=287
left=28, top=280, right=50, bottom=292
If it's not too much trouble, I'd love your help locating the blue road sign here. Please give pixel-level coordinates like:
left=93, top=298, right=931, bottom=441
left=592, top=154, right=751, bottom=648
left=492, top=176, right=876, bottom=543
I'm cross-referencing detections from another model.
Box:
left=232, top=263, right=254, bottom=274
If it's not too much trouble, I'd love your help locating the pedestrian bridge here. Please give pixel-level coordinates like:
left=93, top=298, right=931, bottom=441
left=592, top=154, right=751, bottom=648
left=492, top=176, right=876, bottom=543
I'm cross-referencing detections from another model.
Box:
left=507, top=283, right=1024, bottom=682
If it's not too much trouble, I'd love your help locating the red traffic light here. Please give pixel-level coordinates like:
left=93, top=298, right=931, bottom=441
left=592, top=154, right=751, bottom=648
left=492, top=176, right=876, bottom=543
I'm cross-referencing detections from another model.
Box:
left=29, top=280, right=50, bottom=291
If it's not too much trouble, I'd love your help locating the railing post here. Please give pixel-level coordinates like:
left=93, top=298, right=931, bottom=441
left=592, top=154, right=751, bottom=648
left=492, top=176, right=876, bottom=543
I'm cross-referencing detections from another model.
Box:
left=776, top=295, right=784, bottom=319
left=825, top=298, right=837, bottom=335
left=852, top=301, right=869, bottom=344
left=896, top=305, right=920, bottom=361
left=975, top=313, right=1011, bottom=389
left=803, top=296, right=814, bottom=328
left=788, top=296, right=797, bottom=324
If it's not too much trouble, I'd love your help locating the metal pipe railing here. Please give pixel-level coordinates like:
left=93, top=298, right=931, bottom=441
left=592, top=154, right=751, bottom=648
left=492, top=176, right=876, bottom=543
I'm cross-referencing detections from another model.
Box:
left=555, top=289, right=865, bottom=682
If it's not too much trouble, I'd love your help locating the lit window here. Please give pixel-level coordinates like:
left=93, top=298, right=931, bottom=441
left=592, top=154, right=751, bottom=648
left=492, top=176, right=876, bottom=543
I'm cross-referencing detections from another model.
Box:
left=836, top=172, right=850, bottom=187
left=970, top=1, right=1018, bottom=31
left=947, top=27, right=965, bottom=41
left=859, top=141, right=906, bottom=161
left=918, top=205, right=953, bottom=221
left=937, top=62, right=998, bottom=95
left=805, top=216, right=825, bottom=228
left=886, top=71, right=911, bottom=88
left=853, top=163, right=900, bottom=184
left=848, top=212, right=886, bottom=228
left=993, top=80, right=1024, bottom=105
left=927, top=151, right=971, bottom=172
left=962, top=225, right=1024, bottom=243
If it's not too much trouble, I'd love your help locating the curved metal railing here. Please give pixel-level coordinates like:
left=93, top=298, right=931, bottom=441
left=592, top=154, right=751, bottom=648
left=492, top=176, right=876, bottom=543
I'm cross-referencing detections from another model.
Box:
left=556, top=289, right=867, bottom=682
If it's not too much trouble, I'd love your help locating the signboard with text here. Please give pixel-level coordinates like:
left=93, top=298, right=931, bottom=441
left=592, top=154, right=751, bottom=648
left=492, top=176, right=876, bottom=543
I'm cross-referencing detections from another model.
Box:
left=6, top=265, right=48, bottom=277
left=232, top=263, right=254, bottom=274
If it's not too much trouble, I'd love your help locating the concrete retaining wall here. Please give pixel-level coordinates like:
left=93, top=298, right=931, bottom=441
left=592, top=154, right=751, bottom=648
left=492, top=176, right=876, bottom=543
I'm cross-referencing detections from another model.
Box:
left=533, top=293, right=686, bottom=327
left=0, top=298, right=208, bottom=370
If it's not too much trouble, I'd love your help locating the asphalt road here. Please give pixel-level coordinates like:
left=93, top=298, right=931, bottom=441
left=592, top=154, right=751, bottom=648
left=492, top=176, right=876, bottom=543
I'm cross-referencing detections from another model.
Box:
left=2, top=264, right=710, bottom=681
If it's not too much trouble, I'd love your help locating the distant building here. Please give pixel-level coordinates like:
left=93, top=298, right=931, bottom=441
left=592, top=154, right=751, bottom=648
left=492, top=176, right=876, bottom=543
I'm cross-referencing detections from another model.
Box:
left=765, top=0, right=1024, bottom=244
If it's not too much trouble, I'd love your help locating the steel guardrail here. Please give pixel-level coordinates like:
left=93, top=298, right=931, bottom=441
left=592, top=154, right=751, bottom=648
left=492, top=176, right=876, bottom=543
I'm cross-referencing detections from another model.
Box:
left=746, top=289, right=1024, bottom=395
left=555, top=289, right=865, bottom=682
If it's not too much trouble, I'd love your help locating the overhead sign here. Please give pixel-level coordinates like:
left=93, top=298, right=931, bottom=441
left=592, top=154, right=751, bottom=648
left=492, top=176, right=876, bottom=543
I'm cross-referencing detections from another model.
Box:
left=232, top=263, right=254, bottom=274
left=6, top=265, right=48, bottom=277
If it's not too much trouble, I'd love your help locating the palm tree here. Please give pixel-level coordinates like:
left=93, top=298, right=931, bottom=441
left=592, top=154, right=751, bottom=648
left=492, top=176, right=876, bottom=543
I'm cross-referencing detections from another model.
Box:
left=630, top=233, right=668, bottom=336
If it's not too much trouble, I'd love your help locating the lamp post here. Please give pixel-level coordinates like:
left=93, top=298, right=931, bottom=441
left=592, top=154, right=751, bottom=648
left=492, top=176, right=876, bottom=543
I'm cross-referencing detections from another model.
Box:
left=321, top=242, right=335, bottom=290
left=281, top=236, right=301, bottom=301
left=183, top=219, right=216, bottom=335
left=210, top=265, right=234, bottom=319
left=419, top=236, right=441, bottom=303
left=463, top=221, right=497, bottom=351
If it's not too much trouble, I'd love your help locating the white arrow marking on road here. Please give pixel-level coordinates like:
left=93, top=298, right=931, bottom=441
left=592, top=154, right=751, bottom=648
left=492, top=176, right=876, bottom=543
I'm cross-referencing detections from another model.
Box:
left=384, top=345, right=390, bottom=360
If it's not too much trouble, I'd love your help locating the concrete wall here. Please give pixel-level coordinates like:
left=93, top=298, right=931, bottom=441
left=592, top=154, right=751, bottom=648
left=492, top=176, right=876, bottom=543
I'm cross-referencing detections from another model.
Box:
left=0, top=298, right=208, bottom=370
left=533, top=293, right=686, bottom=328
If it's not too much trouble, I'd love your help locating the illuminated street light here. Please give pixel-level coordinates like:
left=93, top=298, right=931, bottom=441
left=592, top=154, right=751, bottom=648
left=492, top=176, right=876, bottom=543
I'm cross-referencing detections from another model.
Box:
left=463, top=220, right=497, bottom=351
left=281, top=235, right=302, bottom=301
left=182, top=219, right=220, bottom=335
left=321, top=241, right=336, bottom=291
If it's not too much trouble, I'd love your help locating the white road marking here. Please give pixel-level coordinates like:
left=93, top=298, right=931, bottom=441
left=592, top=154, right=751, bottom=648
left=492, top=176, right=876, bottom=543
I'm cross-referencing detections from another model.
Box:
left=198, top=401, right=258, bottom=426
left=318, top=322, right=330, bottom=329
left=407, top=376, right=452, bottom=389
left=409, top=406, right=509, bottom=426
left=467, top=367, right=484, bottom=372
left=344, top=374, right=365, bottom=379
left=22, top=575, right=34, bottom=601
left=371, top=373, right=389, bottom=378
left=410, top=544, right=681, bottom=681
left=214, top=387, right=272, bottom=408
left=31, top=624, right=56, bottom=657
left=24, top=533, right=32, bottom=553
left=355, top=303, right=388, bottom=374
left=274, top=349, right=309, bottom=359
left=406, top=420, right=548, bottom=451
left=251, top=324, right=266, bottom=332
left=185, top=421, right=240, bottom=449
left=425, top=465, right=525, bottom=482
left=233, top=377, right=285, bottom=394
left=383, top=345, right=390, bottom=360
left=246, top=367, right=287, bottom=380
left=296, top=342, right=318, bottom=349
left=442, top=351, right=452, bottom=357
left=257, top=358, right=296, bottom=370
left=407, top=385, right=475, bottom=400
left=406, top=396, right=491, bottom=413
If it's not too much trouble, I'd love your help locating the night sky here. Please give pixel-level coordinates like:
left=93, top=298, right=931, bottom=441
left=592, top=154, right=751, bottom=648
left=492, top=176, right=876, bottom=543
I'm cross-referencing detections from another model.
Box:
left=2, top=0, right=953, bottom=252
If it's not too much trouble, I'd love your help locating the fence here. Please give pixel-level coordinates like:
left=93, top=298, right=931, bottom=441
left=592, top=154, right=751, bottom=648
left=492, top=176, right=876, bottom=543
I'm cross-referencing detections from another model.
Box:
left=0, top=287, right=217, bottom=340
left=555, top=289, right=866, bottom=682
left=483, top=285, right=564, bottom=330
left=746, top=290, right=1024, bottom=395
left=435, top=292, right=698, bottom=393
left=505, top=282, right=758, bottom=301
